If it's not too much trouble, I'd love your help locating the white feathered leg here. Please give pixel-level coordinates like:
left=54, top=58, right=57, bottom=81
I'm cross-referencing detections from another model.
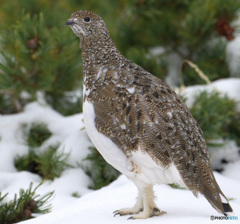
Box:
left=113, top=178, right=143, bottom=216
left=114, top=177, right=166, bottom=219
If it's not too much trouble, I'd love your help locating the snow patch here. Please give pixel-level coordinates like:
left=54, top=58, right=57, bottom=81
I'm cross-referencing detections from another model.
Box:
left=178, top=78, right=240, bottom=111
left=226, top=37, right=240, bottom=77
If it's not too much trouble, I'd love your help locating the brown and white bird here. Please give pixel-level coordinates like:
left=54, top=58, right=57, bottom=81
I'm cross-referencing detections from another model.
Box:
left=65, top=10, right=233, bottom=219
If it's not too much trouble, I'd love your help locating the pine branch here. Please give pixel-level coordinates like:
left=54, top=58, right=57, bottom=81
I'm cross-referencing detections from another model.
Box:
left=0, top=182, right=54, bottom=223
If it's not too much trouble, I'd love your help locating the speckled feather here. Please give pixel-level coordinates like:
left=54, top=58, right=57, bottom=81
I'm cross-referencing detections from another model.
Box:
left=66, top=10, right=233, bottom=217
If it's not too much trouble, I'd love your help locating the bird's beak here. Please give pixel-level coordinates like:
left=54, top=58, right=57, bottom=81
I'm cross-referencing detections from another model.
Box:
left=65, top=19, right=76, bottom=26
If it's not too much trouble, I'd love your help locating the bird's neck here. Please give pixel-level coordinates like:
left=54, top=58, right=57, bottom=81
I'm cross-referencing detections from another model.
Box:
left=81, top=35, right=124, bottom=84
left=81, top=35, right=120, bottom=63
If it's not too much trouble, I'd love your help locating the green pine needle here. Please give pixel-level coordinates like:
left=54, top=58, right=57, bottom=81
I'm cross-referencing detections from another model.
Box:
left=15, top=145, right=72, bottom=180
left=168, top=183, right=187, bottom=190
left=35, top=146, right=73, bottom=180
left=189, top=90, right=239, bottom=146
left=82, top=147, right=120, bottom=190
left=227, top=197, right=235, bottom=201
left=27, top=122, right=52, bottom=148
left=0, top=181, right=54, bottom=223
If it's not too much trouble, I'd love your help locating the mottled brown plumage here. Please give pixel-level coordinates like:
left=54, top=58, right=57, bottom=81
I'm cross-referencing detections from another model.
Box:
left=65, top=10, right=233, bottom=219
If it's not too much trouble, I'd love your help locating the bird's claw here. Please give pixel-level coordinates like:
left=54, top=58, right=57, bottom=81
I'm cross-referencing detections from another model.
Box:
left=113, top=211, right=122, bottom=217
left=127, top=208, right=166, bottom=219
left=127, top=216, right=135, bottom=220
left=113, top=209, right=134, bottom=217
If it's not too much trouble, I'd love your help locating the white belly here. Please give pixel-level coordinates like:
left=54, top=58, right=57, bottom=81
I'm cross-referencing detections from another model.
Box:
left=83, top=100, right=186, bottom=188
left=83, top=100, right=132, bottom=176
left=130, top=150, right=187, bottom=187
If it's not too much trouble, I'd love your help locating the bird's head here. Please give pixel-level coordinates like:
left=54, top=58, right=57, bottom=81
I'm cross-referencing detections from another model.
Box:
left=65, top=10, right=108, bottom=39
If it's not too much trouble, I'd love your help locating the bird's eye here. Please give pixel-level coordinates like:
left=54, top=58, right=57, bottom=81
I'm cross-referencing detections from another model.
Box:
left=84, top=17, right=90, bottom=22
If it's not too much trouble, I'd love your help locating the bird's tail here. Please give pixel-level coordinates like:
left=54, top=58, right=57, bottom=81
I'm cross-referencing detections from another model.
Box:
left=199, top=170, right=233, bottom=216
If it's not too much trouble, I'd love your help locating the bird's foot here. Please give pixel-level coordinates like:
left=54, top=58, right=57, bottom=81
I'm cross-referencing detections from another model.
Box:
left=128, top=207, right=166, bottom=219
left=113, top=207, right=143, bottom=216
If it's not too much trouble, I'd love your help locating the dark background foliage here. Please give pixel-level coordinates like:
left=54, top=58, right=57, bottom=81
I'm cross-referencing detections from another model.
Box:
left=0, top=0, right=240, bottom=114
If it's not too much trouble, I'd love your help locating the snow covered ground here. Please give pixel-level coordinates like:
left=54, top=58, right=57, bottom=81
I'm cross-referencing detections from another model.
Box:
left=20, top=172, right=240, bottom=224
left=0, top=78, right=239, bottom=224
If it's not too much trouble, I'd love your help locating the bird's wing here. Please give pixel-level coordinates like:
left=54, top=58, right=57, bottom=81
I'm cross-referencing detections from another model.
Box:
left=129, top=71, right=231, bottom=214
left=93, top=67, right=208, bottom=169
left=131, top=74, right=210, bottom=189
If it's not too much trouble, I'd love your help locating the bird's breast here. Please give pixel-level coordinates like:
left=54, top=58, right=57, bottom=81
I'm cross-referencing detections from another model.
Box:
left=82, top=99, right=133, bottom=176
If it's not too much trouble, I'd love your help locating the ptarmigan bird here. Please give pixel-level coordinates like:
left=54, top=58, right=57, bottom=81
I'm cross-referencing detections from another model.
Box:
left=65, top=10, right=233, bottom=219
